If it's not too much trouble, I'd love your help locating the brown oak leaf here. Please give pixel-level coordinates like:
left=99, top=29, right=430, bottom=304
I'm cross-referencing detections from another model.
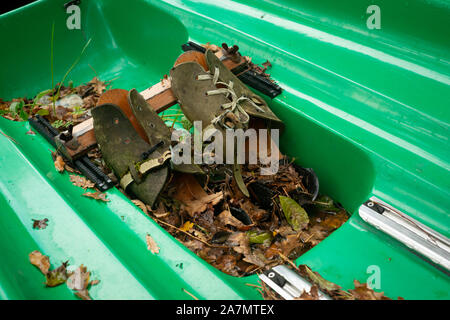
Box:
left=70, top=175, right=95, bottom=189
left=83, top=191, right=109, bottom=202
left=146, top=233, right=160, bottom=254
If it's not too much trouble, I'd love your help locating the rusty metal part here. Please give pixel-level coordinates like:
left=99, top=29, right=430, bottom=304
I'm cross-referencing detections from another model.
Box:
left=221, top=43, right=241, bottom=63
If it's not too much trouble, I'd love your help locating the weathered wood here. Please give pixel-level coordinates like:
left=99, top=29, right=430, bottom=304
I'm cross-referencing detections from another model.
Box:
left=140, top=77, right=177, bottom=114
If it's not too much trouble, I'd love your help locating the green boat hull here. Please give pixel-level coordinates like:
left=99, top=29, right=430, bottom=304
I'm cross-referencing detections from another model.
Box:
left=0, top=0, right=448, bottom=299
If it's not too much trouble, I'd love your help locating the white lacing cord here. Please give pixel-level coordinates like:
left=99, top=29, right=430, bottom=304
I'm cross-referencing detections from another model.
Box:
left=197, top=67, right=265, bottom=129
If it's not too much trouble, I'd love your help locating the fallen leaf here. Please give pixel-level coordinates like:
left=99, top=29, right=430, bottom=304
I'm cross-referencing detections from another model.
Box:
left=298, top=264, right=342, bottom=293
left=90, top=279, right=100, bottom=286
left=45, top=261, right=69, bottom=287
left=146, top=233, right=160, bottom=254
left=239, top=200, right=268, bottom=223
left=172, top=173, right=223, bottom=216
left=264, top=243, right=281, bottom=259
left=152, top=202, right=170, bottom=218
left=64, top=164, right=80, bottom=174
left=89, top=77, right=107, bottom=95
left=184, top=191, right=223, bottom=216
left=262, top=60, right=272, bottom=69
left=184, top=239, right=205, bottom=251
left=301, top=224, right=329, bottom=246
left=132, top=199, right=148, bottom=214
left=70, top=175, right=95, bottom=190
left=75, top=290, right=92, bottom=300
left=218, top=210, right=247, bottom=229
left=295, top=264, right=354, bottom=300
left=280, top=233, right=303, bottom=256
left=180, top=221, right=194, bottom=232
left=319, top=211, right=349, bottom=230
left=29, top=251, right=50, bottom=275
left=349, top=280, right=391, bottom=300
left=54, top=155, right=65, bottom=173
left=66, top=264, right=98, bottom=300
left=83, top=191, right=109, bottom=202
left=67, top=265, right=90, bottom=291
left=227, top=232, right=266, bottom=267
left=279, top=196, right=309, bottom=231
left=214, top=254, right=238, bottom=276
left=314, top=195, right=340, bottom=212
left=32, top=218, right=49, bottom=230
left=295, top=285, right=320, bottom=300
left=247, top=230, right=273, bottom=244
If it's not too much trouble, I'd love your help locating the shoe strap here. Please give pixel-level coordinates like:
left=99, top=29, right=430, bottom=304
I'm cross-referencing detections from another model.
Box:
left=120, top=150, right=171, bottom=190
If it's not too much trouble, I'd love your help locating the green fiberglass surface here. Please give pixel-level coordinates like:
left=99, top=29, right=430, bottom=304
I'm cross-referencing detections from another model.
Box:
left=0, top=0, right=449, bottom=299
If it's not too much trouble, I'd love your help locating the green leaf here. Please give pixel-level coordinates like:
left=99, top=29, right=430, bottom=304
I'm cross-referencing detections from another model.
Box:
left=314, top=195, right=340, bottom=212
left=45, top=261, right=69, bottom=287
left=9, top=100, right=24, bottom=115
left=279, top=195, right=309, bottom=231
left=19, top=109, right=29, bottom=121
left=72, top=105, right=86, bottom=116
left=247, top=230, right=273, bottom=244
left=33, top=89, right=52, bottom=105
left=181, top=116, right=193, bottom=131
left=36, top=109, right=50, bottom=116
left=64, top=121, right=74, bottom=128
left=52, top=120, right=64, bottom=128
left=52, top=91, right=60, bottom=102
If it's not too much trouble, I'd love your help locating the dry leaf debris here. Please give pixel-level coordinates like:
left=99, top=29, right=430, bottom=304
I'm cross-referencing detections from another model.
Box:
left=146, top=233, right=160, bottom=254
left=32, top=218, right=49, bottom=230
left=54, top=155, right=65, bottom=173
left=29, top=250, right=99, bottom=299
left=70, top=175, right=95, bottom=189
left=83, top=191, right=109, bottom=202
left=144, top=158, right=350, bottom=277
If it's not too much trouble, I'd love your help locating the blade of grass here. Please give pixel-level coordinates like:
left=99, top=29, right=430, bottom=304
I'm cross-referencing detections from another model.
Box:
left=56, top=38, right=92, bottom=99
left=51, top=21, right=55, bottom=115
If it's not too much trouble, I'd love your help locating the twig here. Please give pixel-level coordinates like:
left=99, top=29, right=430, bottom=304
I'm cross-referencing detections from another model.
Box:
left=245, top=283, right=263, bottom=289
left=278, top=252, right=299, bottom=271
left=182, top=288, right=199, bottom=300
left=303, top=232, right=316, bottom=243
left=50, top=21, right=55, bottom=115
left=171, top=114, right=180, bottom=130
left=259, top=279, right=278, bottom=300
left=0, top=130, right=18, bottom=144
left=161, top=113, right=184, bottom=118
left=153, top=217, right=227, bottom=248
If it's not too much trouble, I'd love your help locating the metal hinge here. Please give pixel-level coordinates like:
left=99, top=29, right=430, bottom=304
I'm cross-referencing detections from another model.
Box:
left=259, top=265, right=331, bottom=300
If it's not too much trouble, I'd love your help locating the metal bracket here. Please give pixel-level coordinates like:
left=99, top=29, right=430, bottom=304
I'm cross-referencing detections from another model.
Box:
left=359, top=196, right=450, bottom=271
left=29, top=116, right=113, bottom=191
left=259, top=265, right=331, bottom=300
